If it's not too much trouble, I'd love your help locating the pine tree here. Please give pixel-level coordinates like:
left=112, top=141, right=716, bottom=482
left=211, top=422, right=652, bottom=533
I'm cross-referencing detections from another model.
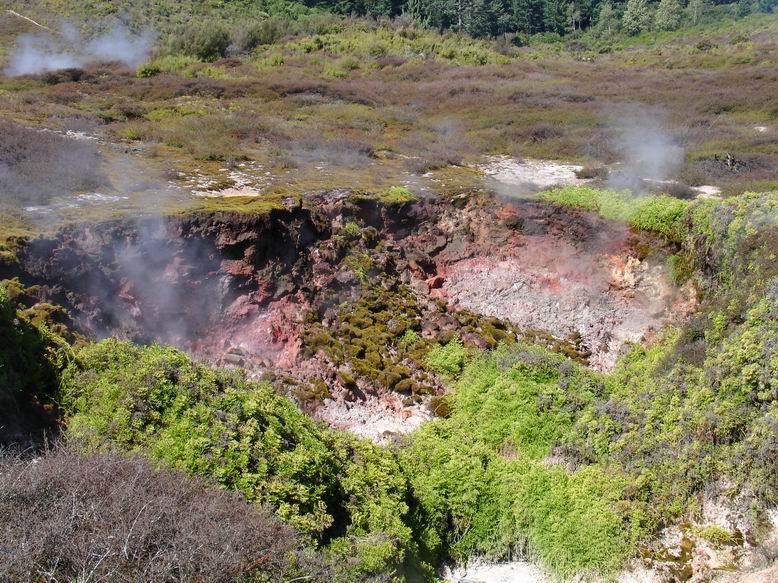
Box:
left=654, top=0, right=682, bottom=31
left=511, top=0, right=545, bottom=33
left=622, top=0, right=652, bottom=35
left=736, top=0, right=752, bottom=17
left=543, top=0, right=567, bottom=34
left=404, top=0, right=427, bottom=25
left=464, top=0, right=495, bottom=37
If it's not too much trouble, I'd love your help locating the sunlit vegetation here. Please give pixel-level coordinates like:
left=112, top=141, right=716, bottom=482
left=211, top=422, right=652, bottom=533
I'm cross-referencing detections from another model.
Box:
left=404, top=189, right=778, bottom=574
left=59, top=339, right=416, bottom=579
left=1, top=1, right=778, bottom=580
left=1, top=187, right=774, bottom=579
left=539, top=186, right=690, bottom=241
left=1, top=10, right=776, bottom=221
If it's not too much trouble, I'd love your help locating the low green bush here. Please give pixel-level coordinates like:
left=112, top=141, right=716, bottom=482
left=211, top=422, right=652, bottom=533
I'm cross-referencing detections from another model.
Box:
left=424, top=338, right=467, bottom=378
left=405, top=345, right=636, bottom=576
left=59, top=340, right=415, bottom=579
left=629, top=195, right=689, bottom=242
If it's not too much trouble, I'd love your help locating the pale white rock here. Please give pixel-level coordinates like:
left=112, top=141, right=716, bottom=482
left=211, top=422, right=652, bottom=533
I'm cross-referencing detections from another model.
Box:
left=692, top=185, right=722, bottom=199
left=480, top=156, right=585, bottom=191
left=316, top=393, right=430, bottom=444
left=442, top=559, right=551, bottom=583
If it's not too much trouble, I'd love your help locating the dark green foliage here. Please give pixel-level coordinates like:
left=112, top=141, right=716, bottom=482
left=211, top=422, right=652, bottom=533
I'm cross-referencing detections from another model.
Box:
left=6, top=0, right=759, bottom=44
left=171, top=22, right=231, bottom=61
left=302, top=286, right=436, bottom=397
left=0, top=283, right=71, bottom=445
left=512, top=0, right=547, bottom=33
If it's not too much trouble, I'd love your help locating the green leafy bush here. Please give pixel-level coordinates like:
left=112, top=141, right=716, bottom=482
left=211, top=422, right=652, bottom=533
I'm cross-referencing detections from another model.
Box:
left=629, top=195, right=688, bottom=242
left=405, top=345, right=635, bottom=576
left=424, top=338, right=467, bottom=377
left=172, top=22, right=231, bottom=61
left=343, top=221, right=362, bottom=237
left=135, top=62, right=161, bottom=78
left=59, top=340, right=415, bottom=579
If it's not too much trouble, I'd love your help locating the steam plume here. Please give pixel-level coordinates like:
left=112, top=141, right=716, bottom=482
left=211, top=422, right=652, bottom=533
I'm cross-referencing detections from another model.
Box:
left=606, top=104, right=684, bottom=191
left=5, top=23, right=153, bottom=76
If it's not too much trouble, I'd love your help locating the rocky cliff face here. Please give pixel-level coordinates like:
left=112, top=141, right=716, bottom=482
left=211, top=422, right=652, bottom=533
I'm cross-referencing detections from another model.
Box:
left=9, top=190, right=687, bottom=438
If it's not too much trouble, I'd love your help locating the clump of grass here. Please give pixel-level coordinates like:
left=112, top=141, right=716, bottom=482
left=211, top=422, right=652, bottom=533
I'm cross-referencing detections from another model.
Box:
left=137, top=55, right=201, bottom=76
left=693, top=525, right=735, bottom=546
left=189, top=192, right=297, bottom=216
left=342, top=221, right=362, bottom=237
left=629, top=195, right=689, bottom=242
left=538, top=186, right=633, bottom=222
left=322, top=64, right=347, bottom=79
left=118, top=124, right=144, bottom=140
left=379, top=186, right=415, bottom=204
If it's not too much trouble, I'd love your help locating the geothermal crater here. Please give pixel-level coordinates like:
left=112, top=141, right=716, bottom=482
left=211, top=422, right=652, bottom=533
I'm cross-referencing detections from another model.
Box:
left=13, top=192, right=688, bottom=437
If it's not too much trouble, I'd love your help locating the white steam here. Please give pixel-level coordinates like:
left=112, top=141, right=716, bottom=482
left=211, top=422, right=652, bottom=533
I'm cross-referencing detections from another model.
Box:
left=606, top=104, right=684, bottom=191
left=5, top=23, right=153, bottom=76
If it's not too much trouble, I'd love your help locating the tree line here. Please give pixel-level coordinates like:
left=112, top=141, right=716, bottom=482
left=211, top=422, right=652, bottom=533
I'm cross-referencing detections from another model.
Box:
left=300, top=0, right=777, bottom=38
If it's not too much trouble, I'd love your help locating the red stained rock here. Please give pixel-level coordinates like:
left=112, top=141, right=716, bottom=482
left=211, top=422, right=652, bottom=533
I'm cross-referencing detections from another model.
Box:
left=426, top=275, right=445, bottom=290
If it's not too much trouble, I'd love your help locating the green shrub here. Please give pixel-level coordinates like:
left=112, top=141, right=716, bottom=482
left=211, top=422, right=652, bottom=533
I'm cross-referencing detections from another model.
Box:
left=629, top=195, right=688, bottom=242
left=539, top=187, right=690, bottom=243
left=323, top=64, right=347, bottom=78
left=0, top=284, right=72, bottom=445
left=424, top=338, right=466, bottom=377
left=135, top=62, right=161, bottom=78
left=405, top=345, right=634, bottom=576
left=399, top=329, right=421, bottom=345
left=380, top=186, right=415, bottom=204
left=147, top=54, right=201, bottom=73
left=343, top=221, right=362, bottom=237
left=172, top=22, right=231, bottom=62
left=265, top=52, right=285, bottom=66
left=59, top=340, right=415, bottom=578
left=694, top=525, right=735, bottom=546
left=538, top=186, right=633, bottom=222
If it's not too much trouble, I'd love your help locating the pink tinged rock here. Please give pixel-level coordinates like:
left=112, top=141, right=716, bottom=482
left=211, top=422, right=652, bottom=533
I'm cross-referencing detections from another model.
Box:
left=429, top=288, right=447, bottom=300
left=426, top=275, right=445, bottom=290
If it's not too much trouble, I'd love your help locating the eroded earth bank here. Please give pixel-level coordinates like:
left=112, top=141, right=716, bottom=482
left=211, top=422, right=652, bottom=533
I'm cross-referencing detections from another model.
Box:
left=10, top=191, right=687, bottom=441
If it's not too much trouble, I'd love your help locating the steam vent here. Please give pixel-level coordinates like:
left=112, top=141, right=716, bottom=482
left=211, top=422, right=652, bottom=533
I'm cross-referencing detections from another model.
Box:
left=1, top=6, right=777, bottom=583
